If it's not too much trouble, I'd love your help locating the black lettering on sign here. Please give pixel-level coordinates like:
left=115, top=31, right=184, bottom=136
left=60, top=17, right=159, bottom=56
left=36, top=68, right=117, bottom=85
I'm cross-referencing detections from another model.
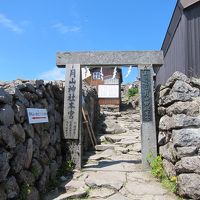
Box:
left=140, top=69, right=153, bottom=122
left=64, top=64, right=81, bottom=139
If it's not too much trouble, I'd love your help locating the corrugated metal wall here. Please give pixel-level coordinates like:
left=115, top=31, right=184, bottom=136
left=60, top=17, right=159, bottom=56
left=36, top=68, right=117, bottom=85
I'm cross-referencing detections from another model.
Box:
left=157, top=15, right=188, bottom=85
left=157, top=2, right=200, bottom=85
left=185, top=3, right=200, bottom=76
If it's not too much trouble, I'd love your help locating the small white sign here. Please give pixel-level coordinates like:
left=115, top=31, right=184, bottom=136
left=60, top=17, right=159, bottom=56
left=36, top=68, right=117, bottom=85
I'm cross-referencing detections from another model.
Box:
left=27, top=108, right=48, bottom=124
left=98, top=85, right=119, bottom=98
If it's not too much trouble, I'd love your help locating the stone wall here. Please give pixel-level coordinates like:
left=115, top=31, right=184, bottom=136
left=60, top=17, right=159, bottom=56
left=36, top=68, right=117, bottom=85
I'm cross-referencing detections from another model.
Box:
left=0, top=79, right=99, bottom=199
left=156, top=72, right=200, bottom=199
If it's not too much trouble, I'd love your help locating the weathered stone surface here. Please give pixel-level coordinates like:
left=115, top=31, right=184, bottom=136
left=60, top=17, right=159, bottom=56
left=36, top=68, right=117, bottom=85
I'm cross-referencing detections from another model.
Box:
left=0, top=104, right=14, bottom=126
left=33, top=124, right=44, bottom=136
left=65, top=180, right=88, bottom=192
left=10, top=124, right=26, bottom=143
left=38, top=151, right=50, bottom=166
left=5, top=176, right=20, bottom=199
left=190, top=77, right=200, bottom=88
left=107, top=193, right=130, bottom=200
left=46, top=146, right=56, bottom=160
left=159, top=88, right=170, bottom=98
left=30, top=159, right=43, bottom=180
left=50, top=160, right=58, bottom=179
left=18, top=170, right=35, bottom=185
left=163, top=159, right=176, bottom=178
left=176, top=146, right=197, bottom=159
left=13, top=101, right=26, bottom=123
left=38, top=165, right=50, bottom=192
left=157, top=107, right=166, bottom=116
left=26, top=187, right=40, bottom=200
left=160, top=92, right=192, bottom=106
left=14, top=88, right=30, bottom=107
left=32, top=133, right=40, bottom=159
left=0, top=88, right=12, bottom=104
left=11, top=144, right=27, bottom=173
left=175, top=156, right=200, bottom=174
left=159, top=143, right=176, bottom=163
left=125, top=180, right=168, bottom=196
left=24, top=83, right=36, bottom=93
left=85, top=171, right=126, bottom=190
left=172, top=128, right=200, bottom=147
left=0, top=126, right=16, bottom=148
left=90, top=187, right=115, bottom=198
left=177, top=173, right=200, bottom=199
left=24, top=92, right=38, bottom=101
left=40, top=131, right=50, bottom=149
left=23, top=123, right=34, bottom=138
left=25, top=138, right=33, bottom=168
left=0, top=152, right=10, bottom=181
left=165, top=71, right=190, bottom=87
left=158, top=132, right=167, bottom=146
left=166, top=101, right=199, bottom=117
left=53, top=188, right=87, bottom=200
left=171, top=80, right=199, bottom=95
left=159, top=114, right=200, bottom=131
left=0, top=186, right=7, bottom=200
left=95, top=144, right=115, bottom=151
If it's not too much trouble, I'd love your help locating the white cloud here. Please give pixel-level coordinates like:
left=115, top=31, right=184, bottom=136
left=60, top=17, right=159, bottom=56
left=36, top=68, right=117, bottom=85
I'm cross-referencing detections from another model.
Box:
left=0, top=13, right=23, bottom=33
left=38, top=67, right=65, bottom=80
left=53, top=22, right=81, bottom=34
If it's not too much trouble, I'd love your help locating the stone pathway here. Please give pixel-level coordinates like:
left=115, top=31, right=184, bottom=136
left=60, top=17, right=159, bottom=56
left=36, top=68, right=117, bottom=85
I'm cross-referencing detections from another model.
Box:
left=45, top=109, right=178, bottom=200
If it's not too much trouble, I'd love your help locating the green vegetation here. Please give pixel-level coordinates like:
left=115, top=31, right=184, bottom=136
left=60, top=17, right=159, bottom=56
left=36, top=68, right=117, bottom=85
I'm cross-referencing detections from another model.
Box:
left=127, top=87, right=138, bottom=98
left=19, top=183, right=32, bottom=200
left=30, top=166, right=40, bottom=179
left=57, top=160, right=74, bottom=177
left=147, top=154, right=177, bottom=193
left=123, top=87, right=139, bottom=102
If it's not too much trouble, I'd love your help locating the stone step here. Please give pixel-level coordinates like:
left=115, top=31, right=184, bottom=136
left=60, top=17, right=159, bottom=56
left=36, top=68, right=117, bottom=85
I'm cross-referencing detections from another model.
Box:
left=52, top=188, right=87, bottom=200
left=95, top=144, right=116, bottom=151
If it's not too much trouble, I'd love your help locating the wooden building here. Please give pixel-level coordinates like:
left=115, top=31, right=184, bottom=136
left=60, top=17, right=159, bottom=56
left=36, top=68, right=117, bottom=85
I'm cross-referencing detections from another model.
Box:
left=156, top=0, right=200, bottom=85
left=89, top=67, right=123, bottom=109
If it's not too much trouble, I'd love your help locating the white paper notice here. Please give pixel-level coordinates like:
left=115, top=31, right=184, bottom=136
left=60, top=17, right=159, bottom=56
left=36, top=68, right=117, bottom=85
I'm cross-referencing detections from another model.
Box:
left=27, top=108, right=48, bottom=124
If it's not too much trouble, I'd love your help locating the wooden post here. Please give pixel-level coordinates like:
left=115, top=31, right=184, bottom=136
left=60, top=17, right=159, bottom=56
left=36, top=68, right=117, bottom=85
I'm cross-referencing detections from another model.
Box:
left=138, top=65, right=157, bottom=168
left=64, top=64, right=82, bottom=169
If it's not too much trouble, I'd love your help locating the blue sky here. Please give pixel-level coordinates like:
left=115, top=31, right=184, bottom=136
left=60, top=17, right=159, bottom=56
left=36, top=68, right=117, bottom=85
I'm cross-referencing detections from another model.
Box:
left=0, top=0, right=176, bottom=83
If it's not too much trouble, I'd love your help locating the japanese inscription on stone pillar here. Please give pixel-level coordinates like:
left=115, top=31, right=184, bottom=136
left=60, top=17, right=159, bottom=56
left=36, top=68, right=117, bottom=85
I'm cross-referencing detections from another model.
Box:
left=140, top=69, right=153, bottom=122
left=64, top=64, right=81, bottom=139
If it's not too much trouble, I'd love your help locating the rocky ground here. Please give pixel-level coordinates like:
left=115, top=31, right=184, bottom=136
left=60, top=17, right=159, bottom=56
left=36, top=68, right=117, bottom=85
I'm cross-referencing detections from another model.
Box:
left=44, top=105, right=178, bottom=200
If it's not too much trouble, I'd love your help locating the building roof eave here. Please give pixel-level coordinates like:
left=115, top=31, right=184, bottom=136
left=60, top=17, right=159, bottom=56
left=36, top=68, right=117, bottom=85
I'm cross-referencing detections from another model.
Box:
left=180, top=0, right=200, bottom=9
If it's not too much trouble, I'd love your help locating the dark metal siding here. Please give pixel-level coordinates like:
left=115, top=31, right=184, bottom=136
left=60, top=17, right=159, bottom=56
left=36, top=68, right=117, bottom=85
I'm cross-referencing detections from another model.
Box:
left=185, top=2, right=200, bottom=76
left=157, top=14, right=188, bottom=85
left=157, top=2, right=200, bottom=85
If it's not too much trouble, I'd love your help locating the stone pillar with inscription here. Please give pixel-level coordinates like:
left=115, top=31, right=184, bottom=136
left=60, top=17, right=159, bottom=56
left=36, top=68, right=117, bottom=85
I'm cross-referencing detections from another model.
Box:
left=138, top=65, right=157, bottom=168
left=64, top=64, right=82, bottom=169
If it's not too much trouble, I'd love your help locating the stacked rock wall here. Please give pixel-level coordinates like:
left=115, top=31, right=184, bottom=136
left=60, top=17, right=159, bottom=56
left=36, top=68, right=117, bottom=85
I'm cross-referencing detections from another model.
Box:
left=157, top=72, right=200, bottom=199
left=0, top=79, right=99, bottom=199
left=0, top=80, right=65, bottom=199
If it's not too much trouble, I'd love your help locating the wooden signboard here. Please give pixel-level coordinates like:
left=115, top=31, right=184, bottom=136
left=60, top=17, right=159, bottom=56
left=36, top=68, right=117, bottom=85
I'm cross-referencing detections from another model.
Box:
left=63, top=64, right=81, bottom=139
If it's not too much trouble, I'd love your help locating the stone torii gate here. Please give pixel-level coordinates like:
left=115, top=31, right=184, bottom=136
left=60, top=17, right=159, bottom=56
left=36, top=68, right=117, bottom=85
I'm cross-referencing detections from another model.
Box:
left=56, top=51, right=163, bottom=169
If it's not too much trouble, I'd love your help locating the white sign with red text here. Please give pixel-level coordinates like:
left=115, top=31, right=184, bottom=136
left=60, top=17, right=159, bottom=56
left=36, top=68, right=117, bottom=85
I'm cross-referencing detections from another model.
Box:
left=27, top=108, right=48, bottom=124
